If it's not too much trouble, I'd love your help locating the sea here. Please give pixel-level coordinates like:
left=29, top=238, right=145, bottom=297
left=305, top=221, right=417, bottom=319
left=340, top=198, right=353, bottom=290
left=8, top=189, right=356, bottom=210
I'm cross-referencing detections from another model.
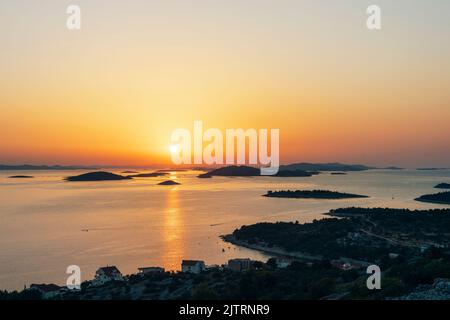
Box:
left=0, top=168, right=449, bottom=290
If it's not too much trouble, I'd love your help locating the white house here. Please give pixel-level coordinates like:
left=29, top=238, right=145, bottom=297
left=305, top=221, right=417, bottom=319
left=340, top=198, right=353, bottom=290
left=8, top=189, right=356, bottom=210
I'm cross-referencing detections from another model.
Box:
left=181, top=260, right=205, bottom=274
left=91, top=266, right=124, bottom=286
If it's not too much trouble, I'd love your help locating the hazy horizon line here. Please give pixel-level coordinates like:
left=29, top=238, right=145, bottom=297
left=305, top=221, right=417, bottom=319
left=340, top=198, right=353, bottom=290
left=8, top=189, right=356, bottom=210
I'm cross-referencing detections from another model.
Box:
left=0, top=162, right=448, bottom=170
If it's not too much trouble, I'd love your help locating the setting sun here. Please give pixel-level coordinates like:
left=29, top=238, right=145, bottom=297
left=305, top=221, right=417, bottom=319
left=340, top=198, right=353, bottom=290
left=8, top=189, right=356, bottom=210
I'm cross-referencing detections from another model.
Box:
left=169, top=145, right=179, bottom=154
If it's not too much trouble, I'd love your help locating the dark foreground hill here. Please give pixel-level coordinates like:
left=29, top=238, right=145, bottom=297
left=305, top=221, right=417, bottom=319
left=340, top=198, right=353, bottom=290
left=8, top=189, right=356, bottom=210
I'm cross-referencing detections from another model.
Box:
left=228, top=207, right=450, bottom=262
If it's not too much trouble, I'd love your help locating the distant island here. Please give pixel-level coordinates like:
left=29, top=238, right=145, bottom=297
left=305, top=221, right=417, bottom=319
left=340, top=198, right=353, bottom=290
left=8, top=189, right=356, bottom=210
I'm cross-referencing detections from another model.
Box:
left=415, top=191, right=450, bottom=205
left=191, top=166, right=212, bottom=171
left=197, top=173, right=213, bottom=178
left=279, top=162, right=375, bottom=172
left=197, top=165, right=319, bottom=178
left=65, top=171, right=132, bottom=181
left=8, top=175, right=34, bottom=179
left=273, top=169, right=319, bottom=177
left=122, top=171, right=139, bottom=174
left=417, top=168, right=449, bottom=171
left=435, top=183, right=450, bottom=189
left=128, top=172, right=168, bottom=178
left=331, top=172, right=347, bottom=175
left=0, top=164, right=97, bottom=171
left=203, top=165, right=260, bottom=176
left=263, top=190, right=368, bottom=199
left=158, top=180, right=180, bottom=185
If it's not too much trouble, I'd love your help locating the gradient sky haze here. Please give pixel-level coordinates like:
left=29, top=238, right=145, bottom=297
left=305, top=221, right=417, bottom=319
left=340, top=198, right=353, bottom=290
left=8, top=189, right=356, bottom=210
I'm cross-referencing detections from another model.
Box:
left=1, top=0, right=449, bottom=167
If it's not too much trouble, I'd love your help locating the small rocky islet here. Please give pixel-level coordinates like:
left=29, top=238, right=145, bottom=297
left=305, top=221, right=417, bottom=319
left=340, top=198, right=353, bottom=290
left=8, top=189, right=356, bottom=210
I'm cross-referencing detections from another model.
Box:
left=158, top=180, right=180, bottom=185
left=8, top=175, right=34, bottom=179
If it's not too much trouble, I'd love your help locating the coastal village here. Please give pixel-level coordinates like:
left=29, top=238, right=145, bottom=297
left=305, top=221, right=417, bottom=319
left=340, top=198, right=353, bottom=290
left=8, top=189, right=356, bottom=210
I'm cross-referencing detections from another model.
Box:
left=25, top=257, right=295, bottom=300
left=23, top=251, right=450, bottom=300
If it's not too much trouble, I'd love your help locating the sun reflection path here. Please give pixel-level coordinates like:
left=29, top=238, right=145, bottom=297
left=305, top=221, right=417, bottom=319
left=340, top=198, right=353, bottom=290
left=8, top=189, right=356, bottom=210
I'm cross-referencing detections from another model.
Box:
left=161, top=187, right=185, bottom=271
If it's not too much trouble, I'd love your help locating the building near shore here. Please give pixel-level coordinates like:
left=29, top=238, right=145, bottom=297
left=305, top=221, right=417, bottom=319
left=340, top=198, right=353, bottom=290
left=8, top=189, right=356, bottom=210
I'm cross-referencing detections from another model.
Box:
left=331, top=260, right=363, bottom=271
left=181, top=260, right=205, bottom=274
left=138, top=267, right=165, bottom=275
left=92, top=266, right=124, bottom=286
left=205, top=264, right=221, bottom=270
left=227, top=258, right=254, bottom=272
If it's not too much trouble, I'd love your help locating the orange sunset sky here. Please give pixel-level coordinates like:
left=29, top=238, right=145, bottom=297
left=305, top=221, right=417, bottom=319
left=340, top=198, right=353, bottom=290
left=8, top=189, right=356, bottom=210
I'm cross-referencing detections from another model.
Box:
left=1, top=0, right=449, bottom=167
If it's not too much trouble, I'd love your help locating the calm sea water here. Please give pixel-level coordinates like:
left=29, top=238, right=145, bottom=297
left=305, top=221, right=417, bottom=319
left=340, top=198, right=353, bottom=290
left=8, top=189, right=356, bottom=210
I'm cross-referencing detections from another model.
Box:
left=0, top=169, right=449, bottom=290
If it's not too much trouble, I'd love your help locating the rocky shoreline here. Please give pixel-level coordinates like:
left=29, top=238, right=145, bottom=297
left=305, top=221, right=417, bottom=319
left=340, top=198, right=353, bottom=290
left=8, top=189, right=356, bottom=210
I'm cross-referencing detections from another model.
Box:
left=221, top=234, right=323, bottom=261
